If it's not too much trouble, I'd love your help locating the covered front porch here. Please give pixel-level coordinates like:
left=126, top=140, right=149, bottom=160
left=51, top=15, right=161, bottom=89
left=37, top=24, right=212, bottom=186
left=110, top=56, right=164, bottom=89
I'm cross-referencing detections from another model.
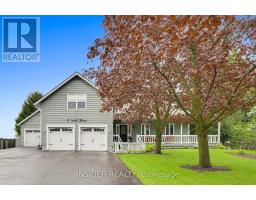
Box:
left=136, top=134, right=220, bottom=144
left=113, top=121, right=221, bottom=153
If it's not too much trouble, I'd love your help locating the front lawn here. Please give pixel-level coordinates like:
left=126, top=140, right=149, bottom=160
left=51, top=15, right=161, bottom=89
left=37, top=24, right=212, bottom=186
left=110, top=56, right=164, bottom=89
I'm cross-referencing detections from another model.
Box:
left=118, top=149, right=256, bottom=185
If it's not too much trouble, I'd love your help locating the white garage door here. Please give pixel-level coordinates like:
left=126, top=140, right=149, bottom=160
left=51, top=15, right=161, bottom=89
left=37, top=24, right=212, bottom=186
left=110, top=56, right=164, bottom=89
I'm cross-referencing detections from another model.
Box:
left=24, top=129, right=40, bottom=147
left=48, top=127, right=74, bottom=150
left=80, top=127, right=107, bottom=151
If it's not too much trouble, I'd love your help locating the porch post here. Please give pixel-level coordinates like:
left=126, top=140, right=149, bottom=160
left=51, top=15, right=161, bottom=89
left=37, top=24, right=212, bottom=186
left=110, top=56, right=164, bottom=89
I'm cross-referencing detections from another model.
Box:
left=218, top=122, right=221, bottom=144
left=188, top=124, right=190, bottom=143
left=180, top=124, right=183, bottom=144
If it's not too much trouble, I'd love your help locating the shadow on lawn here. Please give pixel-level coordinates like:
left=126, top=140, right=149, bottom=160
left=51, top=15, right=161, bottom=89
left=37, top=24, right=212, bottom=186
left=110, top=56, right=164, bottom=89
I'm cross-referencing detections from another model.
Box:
left=226, top=152, right=256, bottom=160
left=180, top=165, right=231, bottom=172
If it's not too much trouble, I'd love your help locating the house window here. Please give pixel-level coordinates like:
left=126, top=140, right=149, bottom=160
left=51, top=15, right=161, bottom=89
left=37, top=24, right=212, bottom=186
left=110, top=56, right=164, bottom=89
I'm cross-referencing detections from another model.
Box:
left=49, top=128, right=61, bottom=132
left=62, top=128, right=73, bottom=132
left=67, top=94, right=87, bottom=110
left=77, top=101, right=86, bottom=109
left=81, top=128, right=92, bottom=132
left=141, top=124, right=150, bottom=135
left=94, top=128, right=105, bottom=132
left=68, top=102, right=76, bottom=109
left=163, top=123, right=174, bottom=135
left=169, top=123, right=174, bottom=135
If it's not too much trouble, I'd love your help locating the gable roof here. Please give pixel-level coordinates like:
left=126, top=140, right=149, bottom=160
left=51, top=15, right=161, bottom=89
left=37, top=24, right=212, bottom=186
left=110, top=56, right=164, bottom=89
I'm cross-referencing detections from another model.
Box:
left=34, top=72, right=97, bottom=106
left=17, top=109, right=40, bottom=126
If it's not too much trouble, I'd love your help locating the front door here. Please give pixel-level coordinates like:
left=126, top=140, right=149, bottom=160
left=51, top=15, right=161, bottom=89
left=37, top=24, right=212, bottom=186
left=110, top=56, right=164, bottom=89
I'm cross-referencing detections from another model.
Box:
left=120, top=125, right=128, bottom=142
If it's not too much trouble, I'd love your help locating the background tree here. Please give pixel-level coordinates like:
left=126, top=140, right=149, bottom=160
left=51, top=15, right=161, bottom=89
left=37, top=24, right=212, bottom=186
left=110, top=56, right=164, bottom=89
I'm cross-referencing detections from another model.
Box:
left=208, top=109, right=248, bottom=144
left=87, top=16, right=256, bottom=168
left=225, top=107, right=256, bottom=149
left=15, top=91, right=43, bottom=136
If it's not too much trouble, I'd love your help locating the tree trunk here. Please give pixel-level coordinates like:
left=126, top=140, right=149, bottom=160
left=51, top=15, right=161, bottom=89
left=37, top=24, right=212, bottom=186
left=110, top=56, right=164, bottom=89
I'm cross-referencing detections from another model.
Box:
left=155, top=128, right=162, bottom=154
left=197, top=129, right=212, bottom=168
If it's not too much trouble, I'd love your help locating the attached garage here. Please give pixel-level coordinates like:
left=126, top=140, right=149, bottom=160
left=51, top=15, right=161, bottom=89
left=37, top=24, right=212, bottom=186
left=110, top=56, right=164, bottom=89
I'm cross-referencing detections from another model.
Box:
left=18, top=110, right=41, bottom=148
left=47, top=126, right=75, bottom=150
left=24, top=129, right=41, bottom=147
left=79, top=125, right=107, bottom=151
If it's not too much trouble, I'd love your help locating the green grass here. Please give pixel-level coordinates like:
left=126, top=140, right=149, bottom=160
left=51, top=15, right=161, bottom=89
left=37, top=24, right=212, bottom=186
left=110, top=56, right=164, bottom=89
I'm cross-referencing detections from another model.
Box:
left=232, top=149, right=256, bottom=155
left=118, top=149, right=256, bottom=185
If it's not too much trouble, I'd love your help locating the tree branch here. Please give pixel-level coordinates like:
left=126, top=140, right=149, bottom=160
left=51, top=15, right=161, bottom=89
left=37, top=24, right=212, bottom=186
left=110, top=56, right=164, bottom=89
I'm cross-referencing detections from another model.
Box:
left=209, top=64, right=256, bottom=124
left=152, top=61, right=197, bottom=121
left=227, top=64, right=256, bottom=105
left=200, top=65, right=217, bottom=115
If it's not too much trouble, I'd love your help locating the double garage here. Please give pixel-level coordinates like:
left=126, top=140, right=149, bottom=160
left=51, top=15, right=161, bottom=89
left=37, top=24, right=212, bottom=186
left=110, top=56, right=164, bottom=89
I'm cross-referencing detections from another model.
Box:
left=24, top=125, right=108, bottom=151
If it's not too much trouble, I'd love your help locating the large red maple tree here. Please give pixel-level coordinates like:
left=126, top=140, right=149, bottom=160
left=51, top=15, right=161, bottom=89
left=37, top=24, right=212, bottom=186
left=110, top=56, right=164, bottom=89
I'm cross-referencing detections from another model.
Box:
left=87, top=16, right=256, bottom=168
left=85, top=53, right=177, bottom=154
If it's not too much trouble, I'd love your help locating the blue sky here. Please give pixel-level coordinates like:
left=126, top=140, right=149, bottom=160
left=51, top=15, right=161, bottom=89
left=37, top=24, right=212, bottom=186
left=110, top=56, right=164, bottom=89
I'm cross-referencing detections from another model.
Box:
left=0, top=16, right=104, bottom=138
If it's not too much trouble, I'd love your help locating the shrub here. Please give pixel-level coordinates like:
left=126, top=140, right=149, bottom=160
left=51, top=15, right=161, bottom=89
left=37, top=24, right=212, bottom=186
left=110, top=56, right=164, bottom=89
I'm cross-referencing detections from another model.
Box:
left=230, top=122, right=256, bottom=150
left=127, top=150, right=144, bottom=154
left=145, top=143, right=155, bottom=152
left=238, top=150, right=246, bottom=155
left=213, top=143, right=228, bottom=149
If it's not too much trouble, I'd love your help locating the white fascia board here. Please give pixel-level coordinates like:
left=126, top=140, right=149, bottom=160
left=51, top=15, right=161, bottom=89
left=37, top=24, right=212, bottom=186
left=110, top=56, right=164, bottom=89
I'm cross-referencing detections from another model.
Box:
left=34, top=72, right=97, bottom=106
left=17, top=110, right=40, bottom=126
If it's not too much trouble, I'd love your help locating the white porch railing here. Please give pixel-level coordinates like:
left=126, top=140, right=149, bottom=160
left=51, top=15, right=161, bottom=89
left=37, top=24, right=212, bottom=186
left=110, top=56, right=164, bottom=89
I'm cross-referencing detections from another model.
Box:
left=113, top=135, right=145, bottom=153
left=113, top=134, right=219, bottom=153
left=136, top=135, right=219, bottom=144
left=114, top=142, right=145, bottom=153
left=137, top=136, right=145, bottom=150
left=113, top=134, right=122, bottom=143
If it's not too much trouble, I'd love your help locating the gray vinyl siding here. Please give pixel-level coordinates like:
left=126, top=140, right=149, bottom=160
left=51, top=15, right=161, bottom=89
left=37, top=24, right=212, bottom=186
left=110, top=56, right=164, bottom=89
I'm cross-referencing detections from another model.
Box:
left=38, top=77, right=113, bottom=152
left=19, top=112, right=40, bottom=147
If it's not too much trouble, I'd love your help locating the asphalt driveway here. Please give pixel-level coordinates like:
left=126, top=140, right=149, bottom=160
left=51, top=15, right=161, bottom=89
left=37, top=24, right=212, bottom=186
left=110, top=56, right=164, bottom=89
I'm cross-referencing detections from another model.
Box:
left=0, top=148, right=140, bottom=185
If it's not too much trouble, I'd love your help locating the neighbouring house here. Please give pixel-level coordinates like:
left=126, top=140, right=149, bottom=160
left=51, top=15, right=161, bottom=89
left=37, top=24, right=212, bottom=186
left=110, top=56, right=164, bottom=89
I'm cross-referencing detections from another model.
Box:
left=17, top=72, right=221, bottom=152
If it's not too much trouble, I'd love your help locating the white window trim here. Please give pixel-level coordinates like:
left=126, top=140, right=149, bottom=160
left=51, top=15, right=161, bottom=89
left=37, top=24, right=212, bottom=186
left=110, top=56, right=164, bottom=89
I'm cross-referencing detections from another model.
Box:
left=67, top=93, right=87, bottom=110
left=115, top=124, right=131, bottom=141
left=116, top=124, right=131, bottom=134
left=141, top=123, right=150, bottom=135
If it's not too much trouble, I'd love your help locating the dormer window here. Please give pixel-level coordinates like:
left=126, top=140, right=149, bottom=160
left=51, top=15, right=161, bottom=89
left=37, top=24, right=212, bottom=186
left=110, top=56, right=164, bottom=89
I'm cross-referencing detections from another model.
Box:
left=77, top=101, right=86, bottom=109
left=68, top=101, right=76, bottom=109
left=67, top=94, right=87, bottom=110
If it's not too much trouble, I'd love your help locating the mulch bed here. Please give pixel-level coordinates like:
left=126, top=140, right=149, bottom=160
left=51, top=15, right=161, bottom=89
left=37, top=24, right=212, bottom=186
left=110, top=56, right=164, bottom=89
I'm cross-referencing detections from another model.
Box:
left=181, top=165, right=230, bottom=172
left=227, top=152, right=256, bottom=159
